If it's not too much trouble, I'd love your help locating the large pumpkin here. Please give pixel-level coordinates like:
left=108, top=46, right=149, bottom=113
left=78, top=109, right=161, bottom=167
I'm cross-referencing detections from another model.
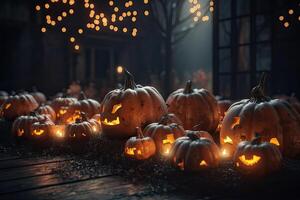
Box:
left=12, top=113, right=47, bottom=140
left=100, top=70, right=167, bottom=138
left=144, top=117, right=185, bottom=156
left=234, top=136, right=282, bottom=176
left=36, top=105, right=56, bottom=122
left=0, top=94, right=39, bottom=120
left=124, top=127, right=156, bottom=160
left=166, top=80, right=220, bottom=132
left=220, top=74, right=300, bottom=158
left=169, top=133, right=220, bottom=171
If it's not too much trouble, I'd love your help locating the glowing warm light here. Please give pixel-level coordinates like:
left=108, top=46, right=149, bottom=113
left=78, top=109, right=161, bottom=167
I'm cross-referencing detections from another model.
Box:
left=284, top=22, right=289, bottom=28
left=270, top=137, right=280, bottom=146
left=279, top=16, right=284, bottom=21
left=199, top=160, right=208, bottom=166
left=61, top=27, right=67, bottom=32
left=238, top=155, right=261, bottom=166
left=5, top=103, right=11, bottom=110
left=33, top=129, right=45, bottom=136
left=74, top=45, right=80, bottom=50
left=221, top=149, right=229, bottom=157
left=41, top=27, right=47, bottom=32
left=18, top=129, right=24, bottom=137
left=78, top=29, right=83, bottom=34
left=123, top=28, right=128, bottom=33
left=116, top=66, right=124, bottom=74
left=178, top=161, right=184, bottom=170
left=102, top=117, right=120, bottom=126
left=70, top=37, right=75, bottom=43
left=125, top=148, right=136, bottom=156
left=162, top=134, right=175, bottom=155
left=45, top=3, right=50, bottom=9
left=69, top=9, right=74, bottom=14
left=231, top=117, right=240, bottom=129
left=223, top=136, right=233, bottom=144
left=288, top=9, right=294, bottom=15
left=111, top=104, right=122, bottom=114
left=35, top=5, right=41, bottom=11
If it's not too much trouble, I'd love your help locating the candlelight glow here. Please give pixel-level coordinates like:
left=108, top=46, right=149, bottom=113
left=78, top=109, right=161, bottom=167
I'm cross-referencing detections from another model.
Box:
left=231, top=117, right=240, bottom=129
left=33, top=129, right=45, bottom=136
left=18, top=129, right=24, bottom=137
left=238, top=155, right=261, bottom=166
left=223, top=136, right=233, bottom=144
left=199, top=160, right=207, bottom=166
left=162, top=134, right=175, bottom=155
left=221, top=148, right=229, bottom=157
left=111, top=104, right=122, bottom=114
left=102, top=117, right=120, bottom=126
left=5, top=103, right=11, bottom=110
left=270, top=137, right=280, bottom=146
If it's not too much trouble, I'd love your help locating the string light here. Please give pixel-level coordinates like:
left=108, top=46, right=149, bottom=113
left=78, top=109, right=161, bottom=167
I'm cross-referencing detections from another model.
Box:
left=35, top=0, right=151, bottom=49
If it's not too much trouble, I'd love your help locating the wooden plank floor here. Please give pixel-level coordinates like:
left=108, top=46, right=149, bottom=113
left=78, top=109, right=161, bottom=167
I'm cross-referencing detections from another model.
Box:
left=0, top=152, right=210, bottom=200
left=0, top=154, right=163, bottom=200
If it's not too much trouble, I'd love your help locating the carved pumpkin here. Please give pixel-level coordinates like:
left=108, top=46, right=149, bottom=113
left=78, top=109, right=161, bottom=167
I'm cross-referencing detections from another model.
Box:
left=220, top=74, right=300, bottom=158
left=31, top=116, right=55, bottom=143
left=0, top=91, right=8, bottom=106
left=60, top=92, right=101, bottom=124
left=234, top=136, right=282, bottom=176
left=12, top=113, right=47, bottom=140
left=65, top=118, right=93, bottom=143
left=36, top=105, right=56, bottom=122
left=82, top=112, right=101, bottom=135
left=0, top=94, right=39, bottom=121
left=166, top=80, right=220, bottom=132
left=218, top=100, right=232, bottom=121
left=50, top=96, right=77, bottom=114
left=125, top=127, right=156, bottom=160
left=100, top=70, right=167, bottom=138
left=30, top=87, right=47, bottom=105
left=169, top=133, right=220, bottom=171
left=144, top=117, right=185, bottom=156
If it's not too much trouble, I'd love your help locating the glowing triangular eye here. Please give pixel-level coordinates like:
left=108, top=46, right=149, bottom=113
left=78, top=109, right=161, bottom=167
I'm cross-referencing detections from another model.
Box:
left=111, top=104, right=122, bottom=114
left=270, top=138, right=280, bottom=146
left=200, top=160, right=208, bottom=166
left=5, top=103, right=11, bottom=109
left=223, top=136, right=233, bottom=144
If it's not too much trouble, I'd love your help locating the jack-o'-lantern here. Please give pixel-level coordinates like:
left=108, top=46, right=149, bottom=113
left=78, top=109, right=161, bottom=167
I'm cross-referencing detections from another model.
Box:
left=50, top=95, right=77, bottom=114
left=220, top=73, right=300, bottom=158
left=0, top=94, right=39, bottom=120
left=100, top=70, right=167, bottom=138
left=144, top=117, right=184, bottom=156
left=35, top=105, right=56, bottom=122
left=31, top=116, right=55, bottom=143
left=62, top=92, right=101, bottom=123
left=12, top=113, right=47, bottom=140
left=80, top=112, right=101, bottom=135
left=169, top=133, right=220, bottom=171
left=30, top=87, right=47, bottom=105
left=166, top=80, right=220, bottom=132
left=0, top=91, right=8, bottom=106
left=65, top=117, right=93, bottom=143
left=125, top=127, right=156, bottom=160
left=234, top=136, right=282, bottom=176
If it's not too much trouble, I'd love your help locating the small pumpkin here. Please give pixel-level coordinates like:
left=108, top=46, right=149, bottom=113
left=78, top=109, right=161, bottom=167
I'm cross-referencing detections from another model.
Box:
left=220, top=73, right=300, bottom=158
left=12, top=113, right=47, bottom=140
left=144, top=117, right=185, bottom=156
left=65, top=117, right=93, bottom=143
left=125, top=127, right=156, bottom=160
left=100, top=70, right=167, bottom=138
left=35, top=105, right=56, bottom=122
left=30, top=87, right=47, bottom=105
left=169, top=133, right=220, bottom=171
left=234, top=136, right=282, bottom=176
left=166, top=80, right=220, bottom=132
left=0, top=94, right=39, bottom=120
left=31, top=116, right=55, bottom=143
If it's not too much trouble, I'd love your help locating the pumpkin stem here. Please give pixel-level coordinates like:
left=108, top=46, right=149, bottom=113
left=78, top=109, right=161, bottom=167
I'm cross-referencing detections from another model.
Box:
left=251, top=134, right=262, bottom=145
left=250, top=73, right=270, bottom=102
left=136, top=127, right=144, bottom=138
left=186, top=132, right=199, bottom=141
left=183, top=80, right=193, bottom=94
left=124, top=70, right=137, bottom=89
left=79, top=91, right=87, bottom=100
left=159, top=115, right=172, bottom=125
left=192, top=124, right=203, bottom=131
